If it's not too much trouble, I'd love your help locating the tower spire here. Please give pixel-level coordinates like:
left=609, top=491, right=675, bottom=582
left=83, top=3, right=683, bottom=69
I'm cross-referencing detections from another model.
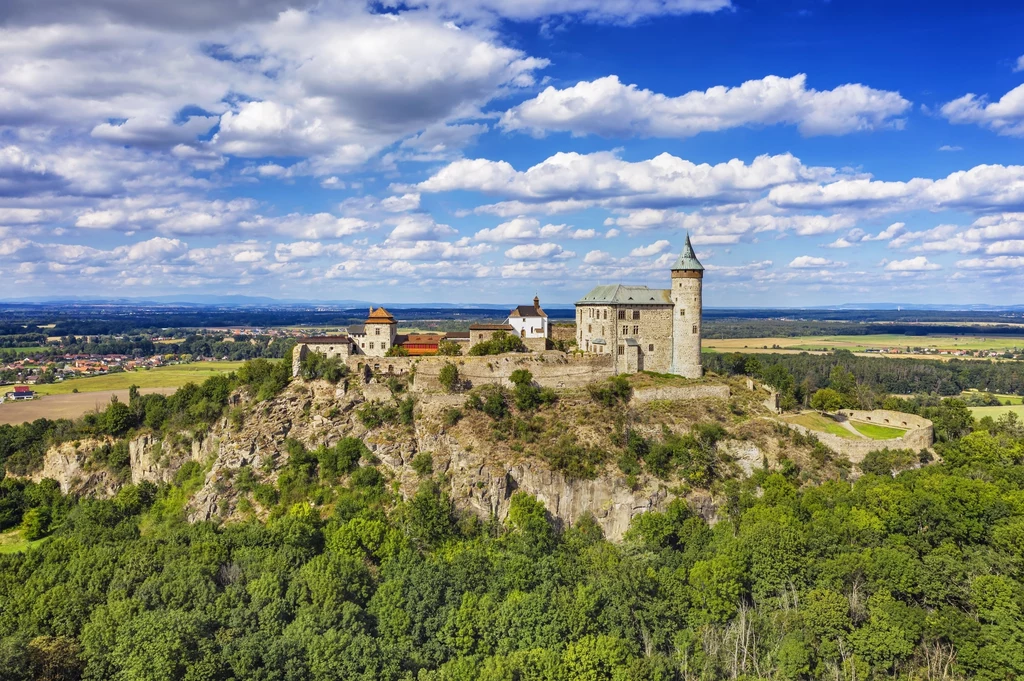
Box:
left=671, top=232, right=703, bottom=271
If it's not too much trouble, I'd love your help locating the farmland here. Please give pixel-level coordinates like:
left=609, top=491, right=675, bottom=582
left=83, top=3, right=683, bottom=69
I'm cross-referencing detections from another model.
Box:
left=968, top=404, right=1024, bottom=420
left=703, top=333, right=1024, bottom=358
left=26, top=361, right=244, bottom=396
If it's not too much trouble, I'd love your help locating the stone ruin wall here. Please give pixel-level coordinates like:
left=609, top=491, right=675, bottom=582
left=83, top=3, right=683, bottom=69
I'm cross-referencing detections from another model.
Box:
left=631, top=385, right=730, bottom=403
left=785, top=409, right=934, bottom=464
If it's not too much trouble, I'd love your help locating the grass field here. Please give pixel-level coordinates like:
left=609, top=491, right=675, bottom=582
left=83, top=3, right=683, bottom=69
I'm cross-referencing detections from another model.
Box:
left=0, top=530, right=47, bottom=554
left=783, top=413, right=859, bottom=439
left=962, top=391, right=1024, bottom=405
left=704, top=334, right=1024, bottom=355
left=851, top=422, right=907, bottom=440
left=3, top=346, right=48, bottom=354
left=969, top=404, right=1024, bottom=419
left=27, top=362, right=244, bottom=396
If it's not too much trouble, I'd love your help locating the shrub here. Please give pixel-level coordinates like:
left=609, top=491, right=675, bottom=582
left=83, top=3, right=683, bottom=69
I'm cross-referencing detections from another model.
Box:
left=357, top=401, right=399, bottom=429
left=439, top=363, right=460, bottom=393
left=541, top=435, right=609, bottom=480
left=237, top=358, right=291, bottom=401
left=443, top=408, right=463, bottom=427
left=385, top=345, right=410, bottom=357
left=411, top=452, right=433, bottom=477
left=810, top=388, right=844, bottom=413
left=299, top=352, right=347, bottom=383
left=588, top=376, right=633, bottom=407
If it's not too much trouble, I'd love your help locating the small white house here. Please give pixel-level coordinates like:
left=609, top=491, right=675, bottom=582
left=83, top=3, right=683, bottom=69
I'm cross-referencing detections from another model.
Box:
left=506, top=296, right=549, bottom=339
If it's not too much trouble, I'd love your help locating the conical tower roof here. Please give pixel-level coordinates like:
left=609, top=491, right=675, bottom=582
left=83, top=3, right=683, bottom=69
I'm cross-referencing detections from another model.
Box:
left=671, top=233, right=703, bottom=271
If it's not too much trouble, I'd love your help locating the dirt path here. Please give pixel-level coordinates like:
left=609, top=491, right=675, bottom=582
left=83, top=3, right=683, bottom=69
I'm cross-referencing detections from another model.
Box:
left=0, top=388, right=178, bottom=425
left=837, top=418, right=868, bottom=439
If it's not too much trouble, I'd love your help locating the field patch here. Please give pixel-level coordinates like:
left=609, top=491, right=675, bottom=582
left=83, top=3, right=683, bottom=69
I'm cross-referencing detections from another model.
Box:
left=783, top=412, right=859, bottom=439
left=28, top=361, right=244, bottom=396
left=0, top=530, right=47, bottom=555
left=851, top=421, right=907, bottom=440
left=704, top=333, right=1024, bottom=355
left=0, top=388, right=178, bottom=425
left=969, top=404, right=1024, bottom=419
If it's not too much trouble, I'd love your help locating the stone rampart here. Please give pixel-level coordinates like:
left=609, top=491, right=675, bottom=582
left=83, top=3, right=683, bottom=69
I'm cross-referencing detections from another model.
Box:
left=631, top=385, right=730, bottom=403
left=784, top=409, right=933, bottom=464
left=412, top=351, right=616, bottom=391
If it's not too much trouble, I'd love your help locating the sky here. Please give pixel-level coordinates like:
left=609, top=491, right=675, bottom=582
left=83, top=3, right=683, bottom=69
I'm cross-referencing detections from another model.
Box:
left=1, top=0, right=1024, bottom=307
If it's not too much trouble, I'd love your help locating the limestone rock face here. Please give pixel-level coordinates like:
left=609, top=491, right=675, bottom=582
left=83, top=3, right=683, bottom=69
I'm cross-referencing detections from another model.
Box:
left=18, top=378, right=774, bottom=541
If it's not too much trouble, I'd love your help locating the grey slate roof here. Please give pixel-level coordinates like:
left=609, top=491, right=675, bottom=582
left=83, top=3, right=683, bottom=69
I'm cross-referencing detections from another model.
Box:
left=346, top=324, right=366, bottom=335
left=671, top=234, right=703, bottom=271
left=576, top=284, right=672, bottom=305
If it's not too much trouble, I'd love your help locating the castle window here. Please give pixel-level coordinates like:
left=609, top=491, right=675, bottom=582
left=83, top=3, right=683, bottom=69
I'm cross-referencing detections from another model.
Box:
left=603, top=310, right=607, bottom=320
left=375, top=327, right=380, bottom=335
left=692, top=325, right=698, bottom=334
left=632, top=325, right=638, bottom=335
left=680, top=309, right=685, bottom=317
left=648, top=344, right=654, bottom=351
left=588, top=325, right=592, bottom=333
left=369, top=342, right=374, bottom=349
left=617, top=310, right=625, bottom=320
left=361, top=342, right=365, bottom=348
left=617, top=345, right=624, bottom=355
left=381, top=343, right=386, bottom=349
left=632, top=310, right=640, bottom=320
left=622, top=325, right=628, bottom=335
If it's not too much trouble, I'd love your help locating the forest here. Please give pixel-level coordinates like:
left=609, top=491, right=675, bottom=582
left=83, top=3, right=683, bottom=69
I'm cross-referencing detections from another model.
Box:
left=0, top=352, right=1023, bottom=680
left=705, top=350, right=1024, bottom=399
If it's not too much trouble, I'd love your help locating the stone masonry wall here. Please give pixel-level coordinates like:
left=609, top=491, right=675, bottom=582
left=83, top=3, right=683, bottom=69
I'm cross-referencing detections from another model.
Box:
left=631, top=385, right=730, bottom=403
left=784, top=409, right=933, bottom=464
left=410, top=352, right=616, bottom=391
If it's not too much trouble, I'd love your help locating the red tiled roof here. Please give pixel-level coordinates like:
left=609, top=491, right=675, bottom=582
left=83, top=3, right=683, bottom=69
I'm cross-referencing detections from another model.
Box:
left=366, top=307, right=396, bottom=323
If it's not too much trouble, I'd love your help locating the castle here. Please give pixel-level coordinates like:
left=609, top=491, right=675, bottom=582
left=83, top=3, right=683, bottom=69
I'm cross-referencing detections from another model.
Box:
left=575, top=235, right=703, bottom=377
left=292, top=236, right=703, bottom=379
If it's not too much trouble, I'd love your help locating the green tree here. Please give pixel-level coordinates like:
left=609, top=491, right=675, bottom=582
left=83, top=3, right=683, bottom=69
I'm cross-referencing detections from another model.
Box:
left=810, top=388, right=844, bottom=413
left=438, top=340, right=463, bottom=356
left=439, top=363, right=460, bottom=393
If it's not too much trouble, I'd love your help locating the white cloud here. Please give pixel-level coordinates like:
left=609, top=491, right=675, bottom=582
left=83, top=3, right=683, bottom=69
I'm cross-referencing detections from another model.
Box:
left=584, top=249, right=613, bottom=264
left=938, top=145, right=962, bottom=152
left=789, top=255, right=845, bottom=269
left=241, top=213, right=376, bottom=240
left=884, top=256, right=940, bottom=271
left=1016, top=55, right=1024, bottom=73
left=769, top=163, right=1024, bottom=213
left=416, top=151, right=835, bottom=209
left=941, top=83, right=1024, bottom=136
left=380, top=193, right=422, bottom=212
left=823, top=237, right=856, bottom=248
left=387, top=214, right=457, bottom=242
left=630, top=240, right=671, bottom=257
left=863, top=222, right=905, bottom=241
left=504, top=242, right=574, bottom=260
left=320, top=177, right=345, bottom=190
left=501, top=74, right=910, bottom=138
left=475, top=216, right=542, bottom=242
left=957, top=255, right=1024, bottom=270
left=388, top=0, right=731, bottom=23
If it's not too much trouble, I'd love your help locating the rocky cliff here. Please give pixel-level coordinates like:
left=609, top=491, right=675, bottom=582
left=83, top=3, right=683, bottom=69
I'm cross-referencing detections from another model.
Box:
left=22, top=374, right=825, bottom=541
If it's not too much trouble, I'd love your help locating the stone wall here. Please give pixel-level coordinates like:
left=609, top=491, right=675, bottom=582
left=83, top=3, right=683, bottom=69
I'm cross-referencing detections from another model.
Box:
left=784, top=409, right=933, bottom=464
left=344, top=351, right=615, bottom=391
left=631, top=385, right=730, bottom=403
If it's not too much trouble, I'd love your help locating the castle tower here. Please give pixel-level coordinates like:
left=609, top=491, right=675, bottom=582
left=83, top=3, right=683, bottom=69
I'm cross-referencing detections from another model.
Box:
left=670, top=234, right=703, bottom=378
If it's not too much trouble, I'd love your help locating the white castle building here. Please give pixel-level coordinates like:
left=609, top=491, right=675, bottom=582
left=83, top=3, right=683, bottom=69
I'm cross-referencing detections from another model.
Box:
left=575, top=235, right=703, bottom=377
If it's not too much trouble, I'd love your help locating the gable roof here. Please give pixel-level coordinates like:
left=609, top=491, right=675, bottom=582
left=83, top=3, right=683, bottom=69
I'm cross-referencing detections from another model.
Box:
left=671, top=233, right=704, bottom=272
left=576, top=284, right=672, bottom=305
left=509, top=304, right=546, bottom=318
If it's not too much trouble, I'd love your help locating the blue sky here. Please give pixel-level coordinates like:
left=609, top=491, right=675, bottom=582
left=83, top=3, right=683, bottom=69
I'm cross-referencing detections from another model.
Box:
left=1, top=0, right=1023, bottom=306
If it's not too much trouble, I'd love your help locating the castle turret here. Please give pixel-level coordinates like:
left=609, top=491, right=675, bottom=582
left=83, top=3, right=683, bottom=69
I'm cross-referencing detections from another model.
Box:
left=670, top=234, right=703, bottom=378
